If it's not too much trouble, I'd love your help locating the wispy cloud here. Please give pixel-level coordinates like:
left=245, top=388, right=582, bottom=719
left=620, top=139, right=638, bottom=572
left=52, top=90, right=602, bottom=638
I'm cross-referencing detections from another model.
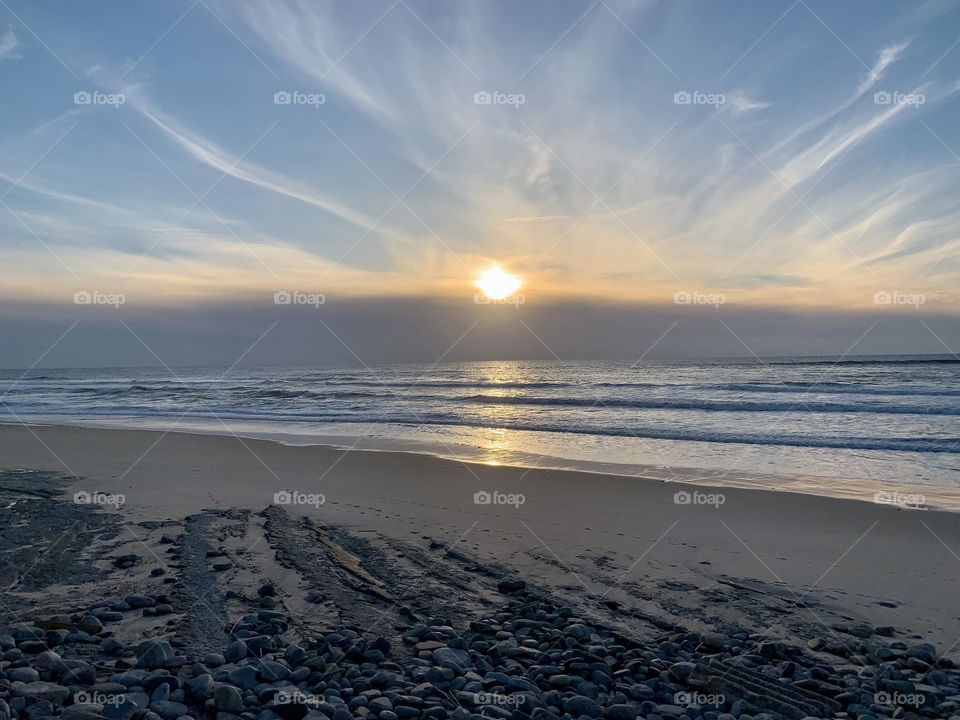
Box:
left=130, top=98, right=403, bottom=236
left=856, top=40, right=909, bottom=99
left=0, top=28, right=22, bottom=60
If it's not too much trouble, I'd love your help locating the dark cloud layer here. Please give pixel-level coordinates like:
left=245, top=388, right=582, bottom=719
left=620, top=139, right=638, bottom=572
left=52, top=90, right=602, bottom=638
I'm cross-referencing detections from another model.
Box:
left=1, top=297, right=956, bottom=369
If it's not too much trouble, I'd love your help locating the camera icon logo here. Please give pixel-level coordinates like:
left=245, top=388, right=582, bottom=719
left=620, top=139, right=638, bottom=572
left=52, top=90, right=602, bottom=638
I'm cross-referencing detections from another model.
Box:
left=274, top=291, right=292, bottom=305
left=74, top=91, right=92, bottom=105
left=873, top=291, right=891, bottom=305
left=473, top=91, right=492, bottom=105
left=274, top=91, right=292, bottom=105
left=74, top=490, right=92, bottom=504
left=673, top=490, right=691, bottom=505
left=673, top=91, right=691, bottom=105
left=273, top=490, right=293, bottom=505
left=474, top=490, right=492, bottom=505
left=873, top=90, right=892, bottom=105
left=74, top=291, right=92, bottom=304
left=673, top=291, right=691, bottom=305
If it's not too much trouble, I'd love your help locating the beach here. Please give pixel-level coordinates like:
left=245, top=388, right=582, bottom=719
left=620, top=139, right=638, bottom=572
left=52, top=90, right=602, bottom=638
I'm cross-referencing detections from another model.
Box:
left=3, top=422, right=958, bottom=641
left=2, top=424, right=959, bottom=719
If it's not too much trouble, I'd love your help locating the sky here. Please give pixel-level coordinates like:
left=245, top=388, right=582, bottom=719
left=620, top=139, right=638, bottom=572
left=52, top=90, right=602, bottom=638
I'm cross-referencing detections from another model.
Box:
left=1, top=0, right=959, bottom=367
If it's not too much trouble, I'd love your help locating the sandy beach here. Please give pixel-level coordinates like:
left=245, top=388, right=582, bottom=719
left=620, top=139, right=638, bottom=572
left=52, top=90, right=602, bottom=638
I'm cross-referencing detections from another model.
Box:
left=2, top=422, right=957, bottom=648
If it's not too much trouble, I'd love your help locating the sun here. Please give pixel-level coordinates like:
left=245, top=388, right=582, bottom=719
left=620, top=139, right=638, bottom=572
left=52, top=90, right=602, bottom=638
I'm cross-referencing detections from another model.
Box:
left=476, top=265, right=522, bottom=300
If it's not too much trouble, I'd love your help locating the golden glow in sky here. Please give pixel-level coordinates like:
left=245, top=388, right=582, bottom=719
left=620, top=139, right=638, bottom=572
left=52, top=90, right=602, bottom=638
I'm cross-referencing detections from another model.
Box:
left=476, top=265, right=522, bottom=300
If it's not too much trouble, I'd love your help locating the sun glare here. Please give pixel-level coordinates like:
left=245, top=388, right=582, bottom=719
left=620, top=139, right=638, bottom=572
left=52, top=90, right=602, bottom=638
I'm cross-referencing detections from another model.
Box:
left=476, top=265, right=521, bottom=300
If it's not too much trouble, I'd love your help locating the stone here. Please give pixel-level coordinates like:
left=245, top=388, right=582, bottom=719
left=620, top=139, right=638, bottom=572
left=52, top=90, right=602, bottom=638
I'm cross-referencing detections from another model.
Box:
left=224, top=640, right=247, bottom=663
left=12, top=681, right=72, bottom=705
left=150, top=701, right=189, bottom=720
left=565, top=624, right=592, bottom=643
left=36, top=615, right=73, bottom=631
left=202, top=653, right=226, bottom=667
left=214, top=685, right=245, bottom=713
left=259, top=660, right=290, bottom=682
left=6, top=667, right=40, bottom=683
left=185, top=674, right=214, bottom=702
left=667, top=662, right=696, bottom=682
left=136, top=641, right=176, bottom=669
left=562, top=696, right=601, bottom=718
left=78, top=615, right=104, bottom=634
left=433, top=648, right=471, bottom=670
left=126, top=595, right=155, bottom=609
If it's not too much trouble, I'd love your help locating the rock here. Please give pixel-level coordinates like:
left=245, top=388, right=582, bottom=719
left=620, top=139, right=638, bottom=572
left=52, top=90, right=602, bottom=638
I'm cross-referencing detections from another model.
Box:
left=759, top=641, right=787, bottom=659
left=497, top=580, right=526, bottom=594
left=224, top=640, right=247, bottom=663
left=202, top=653, right=225, bottom=667
left=185, top=674, right=214, bottom=702
left=214, top=685, right=245, bottom=713
left=36, top=615, right=73, bottom=631
left=565, top=624, right=592, bottom=642
left=160, top=534, right=176, bottom=544
left=562, top=696, right=602, bottom=718
left=102, top=695, right=147, bottom=720
left=126, top=595, right=155, bottom=609
left=150, top=702, right=189, bottom=720
left=212, top=562, right=233, bottom=572
left=667, top=662, right=696, bottom=682
left=227, top=665, right=258, bottom=691
left=113, top=554, right=138, bottom=568
left=12, top=681, right=72, bottom=705
left=604, top=705, right=637, bottom=720
left=907, top=643, right=938, bottom=664
left=103, top=638, right=125, bottom=655
left=433, top=647, right=471, bottom=670
left=6, top=667, right=40, bottom=683
left=259, top=660, right=290, bottom=682
left=78, top=615, right=104, bottom=634
left=135, top=641, right=176, bottom=669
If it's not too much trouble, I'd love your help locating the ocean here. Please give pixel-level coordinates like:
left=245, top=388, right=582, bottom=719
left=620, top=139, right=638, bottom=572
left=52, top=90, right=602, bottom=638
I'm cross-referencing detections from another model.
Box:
left=2, top=355, right=958, bottom=496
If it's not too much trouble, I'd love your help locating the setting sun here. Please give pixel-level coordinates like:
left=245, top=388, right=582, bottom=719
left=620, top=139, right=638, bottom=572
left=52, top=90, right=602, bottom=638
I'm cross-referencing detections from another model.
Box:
left=476, top=265, right=522, bottom=300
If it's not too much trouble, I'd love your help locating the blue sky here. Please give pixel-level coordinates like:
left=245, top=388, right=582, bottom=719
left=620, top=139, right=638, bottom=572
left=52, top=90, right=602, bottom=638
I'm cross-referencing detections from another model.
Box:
left=1, top=0, right=959, bottom=318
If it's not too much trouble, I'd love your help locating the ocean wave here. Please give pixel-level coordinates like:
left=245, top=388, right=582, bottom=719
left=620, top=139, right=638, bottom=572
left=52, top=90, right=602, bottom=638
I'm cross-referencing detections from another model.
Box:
left=453, top=394, right=960, bottom=415
left=6, top=406, right=958, bottom=454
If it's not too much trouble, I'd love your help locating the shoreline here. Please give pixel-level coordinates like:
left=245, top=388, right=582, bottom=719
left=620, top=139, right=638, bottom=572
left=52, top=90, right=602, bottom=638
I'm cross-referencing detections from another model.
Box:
left=4, top=418, right=960, bottom=512
left=0, top=422, right=959, bottom=645
left=2, top=422, right=960, bottom=719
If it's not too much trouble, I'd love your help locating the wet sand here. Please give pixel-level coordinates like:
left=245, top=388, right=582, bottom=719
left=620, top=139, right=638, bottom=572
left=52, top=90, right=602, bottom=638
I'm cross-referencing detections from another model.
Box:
left=0, top=422, right=958, bottom=651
